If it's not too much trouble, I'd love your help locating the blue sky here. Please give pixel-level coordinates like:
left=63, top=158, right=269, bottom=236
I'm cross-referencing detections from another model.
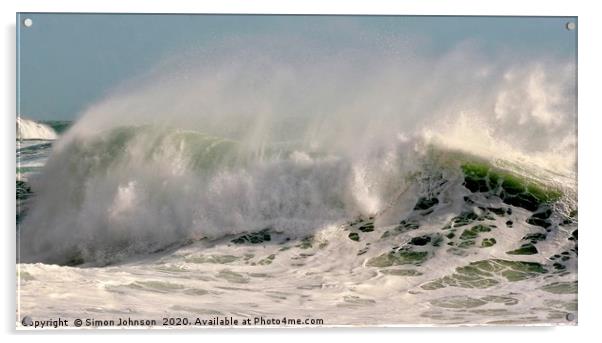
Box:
left=17, top=14, right=576, bottom=121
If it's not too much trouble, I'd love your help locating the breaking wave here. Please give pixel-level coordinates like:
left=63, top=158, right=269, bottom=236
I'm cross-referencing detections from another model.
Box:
left=17, top=38, right=576, bottom=265
left=17, top=117, right=57, bottom=140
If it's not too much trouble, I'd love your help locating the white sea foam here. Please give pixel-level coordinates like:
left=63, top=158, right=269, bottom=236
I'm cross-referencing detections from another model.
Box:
left=17, top=117, right=57, bottom=140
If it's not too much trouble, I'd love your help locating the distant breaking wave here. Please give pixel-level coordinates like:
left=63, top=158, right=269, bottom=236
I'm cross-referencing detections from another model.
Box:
left=17, top=117, right=58, bottom=140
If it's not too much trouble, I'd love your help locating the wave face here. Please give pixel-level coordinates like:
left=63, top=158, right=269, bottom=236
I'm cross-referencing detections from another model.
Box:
left=17, top=117, right=58, bottom=140
left=18, top=125, right=575, bottom=266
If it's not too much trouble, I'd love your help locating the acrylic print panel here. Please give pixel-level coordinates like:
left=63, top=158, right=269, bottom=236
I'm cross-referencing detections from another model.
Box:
left=16, top=14, right=577, bottom=328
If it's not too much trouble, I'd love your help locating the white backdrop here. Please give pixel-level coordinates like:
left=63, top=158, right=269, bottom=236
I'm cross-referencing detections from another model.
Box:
left=2, top=0, right=600, bottom=341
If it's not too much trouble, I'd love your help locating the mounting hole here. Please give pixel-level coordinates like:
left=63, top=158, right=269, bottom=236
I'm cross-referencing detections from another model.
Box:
left=23, top=18, right=32, bottom=28
left=566, top=313, right=575, bottom=321
left=566, top=22, right=576, bottom=31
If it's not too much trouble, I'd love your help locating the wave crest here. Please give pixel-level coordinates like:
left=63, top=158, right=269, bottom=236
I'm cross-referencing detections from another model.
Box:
left=17, top=117, right=57, bottom=140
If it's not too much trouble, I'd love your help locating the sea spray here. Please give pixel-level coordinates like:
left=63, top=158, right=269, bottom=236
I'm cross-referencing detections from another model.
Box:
left=18, top=37, right=576, bottom=265
left=19, top=125, right=422, bottom=264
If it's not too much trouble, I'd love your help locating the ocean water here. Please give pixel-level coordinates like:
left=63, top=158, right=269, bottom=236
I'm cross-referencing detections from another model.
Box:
left=16, top=43, right=577, bottom=326
left=16, top=124, right=577, bottom=326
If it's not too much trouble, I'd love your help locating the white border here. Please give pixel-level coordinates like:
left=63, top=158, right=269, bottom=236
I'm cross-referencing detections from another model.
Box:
left=2, top=0, right=601, bottom=341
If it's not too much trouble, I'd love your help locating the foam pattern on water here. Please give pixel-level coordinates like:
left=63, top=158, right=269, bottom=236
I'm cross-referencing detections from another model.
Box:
left=18, top=155, right=577, bottom=325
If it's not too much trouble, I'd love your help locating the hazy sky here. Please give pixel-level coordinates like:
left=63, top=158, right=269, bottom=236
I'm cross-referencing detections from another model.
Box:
left=17, top=14, right=576, bottom=121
